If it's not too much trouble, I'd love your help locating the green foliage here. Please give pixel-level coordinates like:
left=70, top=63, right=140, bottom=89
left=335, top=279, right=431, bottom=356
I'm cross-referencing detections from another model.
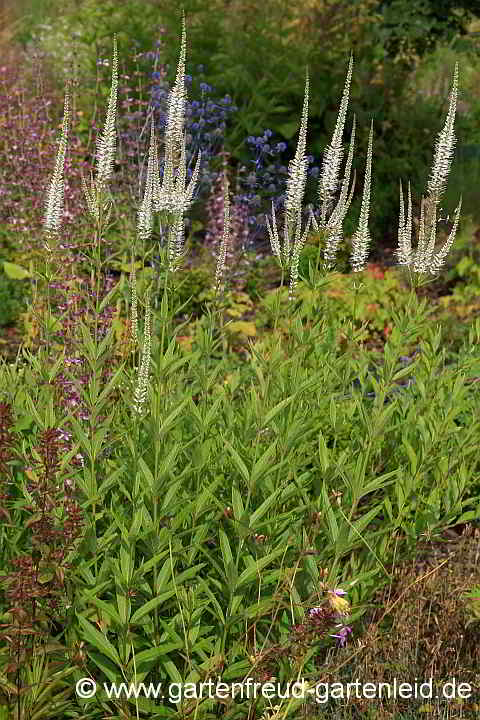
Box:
left=242, top=252, right=281, bottom=301
left=169, top=264, right=213, bottom=317
left=374, top=0, right=478, bottom=63
left=0, top=266, right=30, bottom=327
left=297, top=231, right=352, bottom=278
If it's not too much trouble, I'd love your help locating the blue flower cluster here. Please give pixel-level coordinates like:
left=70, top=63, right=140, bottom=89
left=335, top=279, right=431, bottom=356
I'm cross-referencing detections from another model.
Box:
left=149, top=63, right=237, bottom=203
left=146, top=54, right=323, bottom=248
left=237, top=130, right=321, bottom=246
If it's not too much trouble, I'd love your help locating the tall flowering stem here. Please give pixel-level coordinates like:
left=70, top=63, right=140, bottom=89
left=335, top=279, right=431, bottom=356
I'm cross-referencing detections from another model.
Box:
left=214, top=167, right=231, bottom=359
left=214, top=168, right=231, bottom=297
left=79, top=34, right=119, bottom=343
left=310, top=54, right=363, bottom=273
left=265, top=68, right=312, bottom=332
left=43, top=86, right=71, bottom=240
left=395, top=63, right=461, bottom=290
left=350, top=120, right=374, bottom=273
left=150, top=11, right=202, bottom=272
left=132, top=290, right=152, bottom=417
left=266, top=53, right=374, bottom=317
left=41, top=83, right=71, bottom=354
left=318, top=53, right=354, bottom=227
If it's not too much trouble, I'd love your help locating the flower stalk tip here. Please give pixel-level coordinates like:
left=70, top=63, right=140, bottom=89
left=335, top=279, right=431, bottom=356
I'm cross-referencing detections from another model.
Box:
left=43, top=83, right=71, bottom=239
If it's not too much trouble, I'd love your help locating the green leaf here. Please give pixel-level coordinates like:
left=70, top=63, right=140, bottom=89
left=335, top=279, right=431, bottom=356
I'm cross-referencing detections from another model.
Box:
left=276, top=120, right=300, bottom=139
left=329, top=396, right=337, bottom=430
left=249, top=488, right=282, bottom=527
left=97, top=364, right=125, bottom=408
left=14, top=414, right=34, bottom=432
left=197, top=578, right=225, bottom=625
left=219, top=531, right=237, bottom=592
left=130, top=591, right=176, bottom=625
left=263, top=396, right=295, bottom=428
left=219, top=528, right=234, bottom=570
left=222, top=659, right=251, bottom=681
left=322, top=484, right=339, bottom=542
left=87, top=651, right=120, bottom=684
left=204, top=395, right=224, bottom=431
left=236, top=547, right=285, bottom=588
left=231, top=485, right=244, bottom=522
left=402, top=436, right=418, bottom=475
left=137, top=456, right=155, bottom=493
left=250, top=442, right=278, bottom=486
left=163, top=659, right=183, bottom=684
left=158, top=398, right=190, bottom=439
left=127, top=644, right=183, bottom=672
left=348, top=503, right=383, bottom=540
left=99, top=279, right=121, bottom=312
left=88, top=597, right=123, bottom=627
left=225, top=320, right=256, bottom=337
left=3, top=261, right=31, bottom=279
left=357, top=469, right=399, bottom=503
left=111, top=260, right=144, bottom=273
left=76, top=613, right=122, bottom=668
left=317, top=430, right=329, bottom=473
left=244, top=598, right=278, bottom=619
left=392, top=360, right=419, bottom=382
left=224, top=440, right=250, bottom=487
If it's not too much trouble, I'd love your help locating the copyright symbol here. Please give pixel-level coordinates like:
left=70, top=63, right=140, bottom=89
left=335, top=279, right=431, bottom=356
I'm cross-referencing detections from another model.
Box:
left=76, top=677, right=97, bottom=698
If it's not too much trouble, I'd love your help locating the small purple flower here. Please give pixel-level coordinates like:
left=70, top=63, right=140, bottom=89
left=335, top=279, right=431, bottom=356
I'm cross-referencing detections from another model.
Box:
left=330, top=625, right=352, bottom=648
left=308, top=607, right=324, bottom=618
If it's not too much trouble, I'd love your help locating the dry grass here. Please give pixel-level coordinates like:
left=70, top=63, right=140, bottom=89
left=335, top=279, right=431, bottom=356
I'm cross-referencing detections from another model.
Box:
left=339, top=526, right=480, bottom=718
